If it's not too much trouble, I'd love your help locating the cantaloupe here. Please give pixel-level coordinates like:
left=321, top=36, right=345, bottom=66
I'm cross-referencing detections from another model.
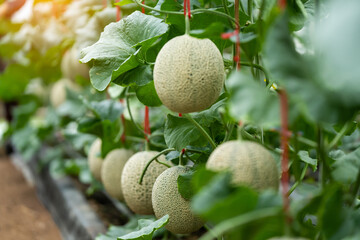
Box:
left=121, top=151, right=168, bottom=214
left=101, top=149, right=133, bottom=201
left=61, top=47, right=89, bottom=81
left=87, top=138, right=103, bottom=182
left=50, top=78, right=79, bottom=108
left=153, top=34, right=225, bottom=113
left=206, top=140, right=279, bottom=191
left=152, top=166, right=204, bottom=234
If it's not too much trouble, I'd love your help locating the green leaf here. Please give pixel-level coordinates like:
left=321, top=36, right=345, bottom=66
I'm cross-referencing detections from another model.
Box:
left=227, top=71, right=280, bottom=128
left=177, top=170, right=195, bottom=200
left=113, top=65, right=153, bottom=87
left=90, top=100, right=124, bottom=122
left=298, top=150, right=317, bottom=171
left=164, top=114, right=208, bottom=151
left=80, top=11, right=169, bottom=91
left=117, top=215, right=169, bottom=240
left=135, top=81, right=162, bottom=107
left=331, top=147, right=360, bottom=185
left=116, top=0, right=134, bottom=6
left=0, top=64, right=33, bottom=101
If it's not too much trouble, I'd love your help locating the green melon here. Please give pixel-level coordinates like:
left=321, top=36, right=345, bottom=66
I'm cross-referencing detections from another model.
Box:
left=206, top=140, right=279, bottom=191
left=121, top=151, right=168, bottom=214
left=101, top=149, right=133, bottom=201
left=152, top=166, right=204, bottom=234
left=87, top=138, right=103, bottom=182
left=153, top=34, right=225, bottom=113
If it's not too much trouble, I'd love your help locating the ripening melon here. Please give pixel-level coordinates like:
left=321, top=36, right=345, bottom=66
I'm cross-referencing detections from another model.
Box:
left=95, top=7, right=117, bottom=29
left=152, top=166, right=204, bottom=234
left=206, top=140, right=279, bottom=191
left=87, top=138, right=103, bottom=182
left=153, top=34, right=225, bottom=113
left=121, top=151, right=168, bottom=215
left=101, top=149, right=133, bottom=201
left=61, top=47, right=89, bottom=81
left=50, top=78, right=79, bottom=108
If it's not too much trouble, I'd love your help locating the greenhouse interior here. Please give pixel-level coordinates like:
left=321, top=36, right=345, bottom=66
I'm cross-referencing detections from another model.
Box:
left=0, top=0, right=359, bottom=239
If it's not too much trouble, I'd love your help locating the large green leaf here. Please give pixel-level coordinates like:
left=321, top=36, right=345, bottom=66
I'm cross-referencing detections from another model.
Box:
left=80, top=11, right=169, bottom=91
left=164, top=114, right=208, bottom=151
left=135, top=81, right=162, bottom=107
left=331, top=147, right=360, bottom=185
left=227, top=71, right=280, bottom=128
left=117, top=215, right=169, bottom=240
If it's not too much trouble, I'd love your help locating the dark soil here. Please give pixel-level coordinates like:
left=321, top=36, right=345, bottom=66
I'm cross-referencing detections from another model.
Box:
left=0, top=157, right=61, bottom=240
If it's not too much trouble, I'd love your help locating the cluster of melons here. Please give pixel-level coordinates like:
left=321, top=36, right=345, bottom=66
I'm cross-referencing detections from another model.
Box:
left=86, top=34, right=279, bottom=236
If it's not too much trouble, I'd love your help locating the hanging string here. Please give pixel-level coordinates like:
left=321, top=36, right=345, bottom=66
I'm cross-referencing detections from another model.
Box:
left=278, top=0, right=287, bottom=10
left=279, top=90, right=290, bottom=214
left=183, top=0, right=191, bottom=18
left=116, top=0, right=121, bottom=21
left=141, top=0, right=145, bottom=13
left=221, top=0, right=240, bottom=70
left=103, top=0, right=107, bottom=8
left=144, top=106, right=151, bottom=142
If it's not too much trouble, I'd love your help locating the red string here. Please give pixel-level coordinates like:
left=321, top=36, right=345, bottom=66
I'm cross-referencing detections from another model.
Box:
left=103, top=0, right=107, bottom=8
left=116, top=0, right=121, bottom=21
left=183, top=0, right=191, bottom=18
left=279, top=90, right=290, bottom=217
left=141, top=0, right=145, bottom=13
left=278, top=0, right=287, bottom=10
left=178, top=113, right=182, bottom=117
left=144, top=106, right=150, bottom=141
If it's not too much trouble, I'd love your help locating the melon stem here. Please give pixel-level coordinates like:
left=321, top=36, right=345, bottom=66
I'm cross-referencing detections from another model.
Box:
left=138, top=148, right=175, bottom=184
left=183, top=114, right=217, bottom=149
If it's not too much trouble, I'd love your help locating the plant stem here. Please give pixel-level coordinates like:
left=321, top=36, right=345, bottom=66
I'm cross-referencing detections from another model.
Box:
left=328, top=122, right=351, bottom=150
left=352, top=167, right=360, bottom=207
left=221, top=0, right=234, bottom=28
left=247, top=0, right=253, bottom=22
left=139, top=148, right=175, bottom=184
left=179, top=149, right=186, bottom=166
left=297, top=135, right=317, bottom=148
left=288, top=163, right=308, bottom=195
left=125, top=88, right=148, bottom=137
left=317, top=125, right=330, bottom=188
left=240, top=61, right=270, bottom=83
left=185, top=15, right=190, bottom=35
left=198, top=208, right=280, bottom=240
left=131, top=0, right=237, bottom=25
left=224, top=123, right=235, bottom=142
left=183, top=114, right=217, bottom=149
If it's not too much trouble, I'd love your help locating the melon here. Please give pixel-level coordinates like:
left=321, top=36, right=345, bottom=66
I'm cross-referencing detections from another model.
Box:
left=101, top=149, right=133, bottom=201
left=121, top=151, right=168, bottom=214
left=153, top=34, right=225, bottom=113
left=87, top=138, right=103, bottom=182
left=152, top=166, right=204, bottom=234
left=61, top=47, right=89, bottom=81
left=50, top=78, right=79, bottom=108
left=206, top=140, right=279, bottom=191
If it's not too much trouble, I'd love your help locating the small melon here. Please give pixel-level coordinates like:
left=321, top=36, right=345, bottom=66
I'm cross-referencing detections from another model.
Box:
left=50, top=78, right=79, bottom=108
left=153, top=34, right=225, bottom=113
left=152, top=166, right=204, bottom=234
left=121, top=151, right=168, bottom=214
left=87, top=138, right=103, bottom=182
left=206, top=140, right=279, bottom=191
left=101, top=149, right=133, bottom=201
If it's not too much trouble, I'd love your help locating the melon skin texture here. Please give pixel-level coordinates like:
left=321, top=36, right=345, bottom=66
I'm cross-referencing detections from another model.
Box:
left=88, top=138, right=103, bottom=182
left=152, top=166, right=204, bottom=234
left=121, top=151, right=168, bottom=215
left=50, top=78, right=79, bottom=108
left=101, top=149, right=133, bottom=201
left=153, top=34, right=225, bottom=113
left=206, top=140, right=279, bottom=191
